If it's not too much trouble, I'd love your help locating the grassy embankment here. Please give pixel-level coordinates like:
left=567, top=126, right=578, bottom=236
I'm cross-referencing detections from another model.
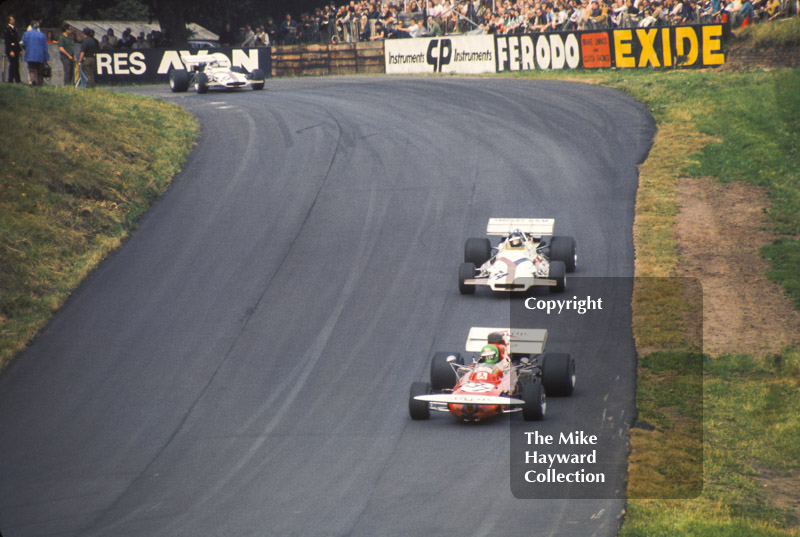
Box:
left=510, top=22, right=800, bottom=536
left=0, top=85, right=198, bottom=371
left=619, top=66, right=800, bottom=537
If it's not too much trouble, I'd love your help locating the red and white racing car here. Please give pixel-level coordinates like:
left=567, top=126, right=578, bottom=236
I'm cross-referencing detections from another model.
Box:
left=409, top=327, right=576, bottom=422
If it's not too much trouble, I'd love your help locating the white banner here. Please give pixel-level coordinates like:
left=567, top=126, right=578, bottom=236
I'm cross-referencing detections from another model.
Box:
left=385, top=35, right=496, bottom=74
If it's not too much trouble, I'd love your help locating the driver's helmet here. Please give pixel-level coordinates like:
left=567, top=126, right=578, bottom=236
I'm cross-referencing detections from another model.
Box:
left=480, top=344, right=500, bottom=364
left=508, top=232, right=525, bottom=248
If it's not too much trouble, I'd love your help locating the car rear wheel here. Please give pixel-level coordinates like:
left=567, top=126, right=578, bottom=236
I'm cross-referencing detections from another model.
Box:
left=430, top=351, right=462, bottom=391
left=550, top=236, right=577, bottom=272
left=541, top=353, right=575, bottom=396
left=464, top=237, right=491, bottom=266
left=409, top=381, right=431, bottom=420
left=169, top=69, right=190, bottom=92
left=548, top=260, right=566, bottom=293
left=522, top=381, right=545, bottom=421
left=195, top=72, right=209, bottom=94
left=458, top=262, right=476, bottom=295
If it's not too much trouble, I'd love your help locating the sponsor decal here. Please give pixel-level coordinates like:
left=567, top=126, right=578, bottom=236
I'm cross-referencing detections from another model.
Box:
left=385, top=35, right=495, bottom=74
left=496, top=34, right=580, bottom=71
left=93, top=47, right=271, bottom=84
left=493, top=24, right=723, bottom=71
left=613, top=24, right=724, bottom=68
left=461, top=381, right=495, bottom=393
left=580, top=32, right=612, bottom=68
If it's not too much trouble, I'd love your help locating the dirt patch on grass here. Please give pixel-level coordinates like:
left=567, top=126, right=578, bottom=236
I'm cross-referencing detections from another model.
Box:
left=754, top=468, right=800, bottom=528
left=675, top=177, right=800, bottom=357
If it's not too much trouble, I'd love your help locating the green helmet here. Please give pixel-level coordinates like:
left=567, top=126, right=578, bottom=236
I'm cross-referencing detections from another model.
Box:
left=480, top=344, right=500, bottom=364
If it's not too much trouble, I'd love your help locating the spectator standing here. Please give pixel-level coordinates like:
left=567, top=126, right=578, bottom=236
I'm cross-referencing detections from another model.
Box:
left=58, top=23, right=76, bottom=86
left=256, top=26, right=269, bottom=46
left=106, top=28, right=118, bottom=48
left=219, top=23, right=235, bottom=46
left=4, top=15, right=22, bottom=83
left=241, top=24, right=256, bottom=46
left=21, top=20, right=49, bottom=86
left=133, top=32, right=148, bottom=48
left=266, top=18, right=279, bottom=44
left=118, top=28, right=135, bottom=48
left=78, top=27, right=99, bottom=88
left=280, top=14, right=299, bottom=44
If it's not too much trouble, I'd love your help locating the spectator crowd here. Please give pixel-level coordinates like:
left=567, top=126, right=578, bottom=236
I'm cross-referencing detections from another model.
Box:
left=2, top=0, right=796, bottom=85
left=229, top=0, right=797, bottom=45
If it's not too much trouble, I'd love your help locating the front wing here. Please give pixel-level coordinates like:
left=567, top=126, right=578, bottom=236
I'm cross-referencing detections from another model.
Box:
left=465, top=277, right=559, bottom=290
left=414, top=394, right=525, bottom=405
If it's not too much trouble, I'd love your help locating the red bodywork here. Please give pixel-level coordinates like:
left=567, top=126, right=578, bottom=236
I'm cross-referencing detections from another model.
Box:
left=447, top=349, right=519, bottom=421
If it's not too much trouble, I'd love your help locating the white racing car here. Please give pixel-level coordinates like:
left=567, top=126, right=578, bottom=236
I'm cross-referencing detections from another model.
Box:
left=168, top=53, right=266, bottom=94
left=459, top=218, right=577, bottom=294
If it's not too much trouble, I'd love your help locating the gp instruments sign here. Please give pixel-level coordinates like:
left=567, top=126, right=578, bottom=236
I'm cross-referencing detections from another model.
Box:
left=385, top=35, right=496, bottom=74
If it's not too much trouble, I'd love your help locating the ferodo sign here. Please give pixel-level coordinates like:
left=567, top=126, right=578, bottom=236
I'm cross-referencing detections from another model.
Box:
left=495, top=24, right=724, bottom=71
left=93, top=47, right=272, bottom=84
left=385, top=35, right=495, bottom=74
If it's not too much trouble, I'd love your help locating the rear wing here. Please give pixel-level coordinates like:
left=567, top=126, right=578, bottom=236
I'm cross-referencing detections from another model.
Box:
left=466, top=327, right=548, bottom=355
left=486, top=218, right=554, bottom=238
left=179, top=52, right=231, bottom=69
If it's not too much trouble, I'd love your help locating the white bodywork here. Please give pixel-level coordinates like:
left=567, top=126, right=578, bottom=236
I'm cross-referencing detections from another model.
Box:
left=180, top=52, right=260, bottom=90
left=466, top=218, right=557, bottom=292
left=465, top=327, right=548, bottom=355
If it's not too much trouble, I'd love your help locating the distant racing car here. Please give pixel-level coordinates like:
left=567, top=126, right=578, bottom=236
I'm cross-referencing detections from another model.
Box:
left=408, top=327, right=576, bottom=422
left=458, top=218, right=577, bottom=295
left=168, top=52, right=266, bottom=94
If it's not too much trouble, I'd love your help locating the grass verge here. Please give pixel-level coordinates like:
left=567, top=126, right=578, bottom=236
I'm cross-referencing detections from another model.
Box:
left=508, top=57, right=800, bottom=534
left=0, top=85, right=199, bottom=371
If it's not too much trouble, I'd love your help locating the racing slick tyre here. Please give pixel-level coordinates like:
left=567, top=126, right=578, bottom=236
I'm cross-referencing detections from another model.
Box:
left=169, top=69, right=190, bottom=92
left=195, top=72, right=209, bottom=94
left=541, top=353, right=575, bottom=396
left=522, top=381, right=545, bottom=421
left=464, top=238, right=491, bottom=266
left=430, top=351, right=463, bottom=391
left=548, top=260, right=566, bottom=293
left=458, top=262, right=476, bottom=295
left=550, top=236, right=577, bottom=273
left=250, top=69, right=265, bottom=90
left=409, top=381, right=431, bottom=420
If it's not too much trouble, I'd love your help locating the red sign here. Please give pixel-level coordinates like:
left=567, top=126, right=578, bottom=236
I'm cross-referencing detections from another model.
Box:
left=581, top=32, right=611, bottom=68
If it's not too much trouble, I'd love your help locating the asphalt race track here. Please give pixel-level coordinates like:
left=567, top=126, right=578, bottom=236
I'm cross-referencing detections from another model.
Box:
left=0, top=77, right=655, bottom=537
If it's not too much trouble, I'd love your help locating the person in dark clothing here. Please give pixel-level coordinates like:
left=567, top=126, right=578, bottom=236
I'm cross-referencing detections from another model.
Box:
left=265, top=17, right=278, bottom=45
left=58, top=23, right=76, bottom=86
left=218, top=23, right=235, bottom=46
left=4, top=15, right=22, bottom=83
left=78, top=27, right=99, bottom=88
left=280, top=13, right=298, bottom=44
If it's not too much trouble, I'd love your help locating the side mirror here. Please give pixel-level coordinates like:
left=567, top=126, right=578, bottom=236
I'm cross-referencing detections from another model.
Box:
left=520, top=357, right=530, bottom=365
left=446, top=355, right=457, bottom=363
